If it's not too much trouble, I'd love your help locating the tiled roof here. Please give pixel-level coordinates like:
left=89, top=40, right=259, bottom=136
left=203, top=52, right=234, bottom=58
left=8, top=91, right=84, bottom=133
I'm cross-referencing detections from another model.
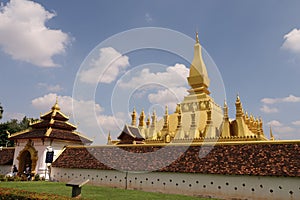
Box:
left=9, top=102, right=92, bottom=144
left=9, top=129, right=47, bottom=139
left=41, top=110, right=69, bottom=121
left=9, top=128, right=92, bottom=144
left=0, top=148, right=15, bottom=165
left=117, top=125, right=145, bottom=140
left=52, top=142, right=300, bottom=177
left=50, top=129, right=92, bottom=144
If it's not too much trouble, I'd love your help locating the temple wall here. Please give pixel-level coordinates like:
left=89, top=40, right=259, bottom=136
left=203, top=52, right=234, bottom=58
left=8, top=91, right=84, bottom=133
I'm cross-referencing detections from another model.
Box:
left=51, top=168, right=300, bottom=200
left=13, top=139, right=71, bottom=177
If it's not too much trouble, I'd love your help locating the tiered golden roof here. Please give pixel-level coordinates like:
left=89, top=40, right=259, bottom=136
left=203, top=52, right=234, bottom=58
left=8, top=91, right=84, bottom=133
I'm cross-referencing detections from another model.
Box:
left=9, top=99, right=93, bottom=144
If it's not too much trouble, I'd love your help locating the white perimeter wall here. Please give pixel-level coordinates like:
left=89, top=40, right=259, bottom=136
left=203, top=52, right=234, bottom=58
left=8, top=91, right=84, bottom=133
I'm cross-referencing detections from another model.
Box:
left=0, top=165, right=12, bottom=175
left=51, top=167, right=299, bottom=200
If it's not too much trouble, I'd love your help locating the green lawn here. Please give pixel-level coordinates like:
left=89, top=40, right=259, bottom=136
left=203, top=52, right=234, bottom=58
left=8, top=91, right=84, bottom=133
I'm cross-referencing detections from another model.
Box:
left=0, top=181, right=217, bottom=200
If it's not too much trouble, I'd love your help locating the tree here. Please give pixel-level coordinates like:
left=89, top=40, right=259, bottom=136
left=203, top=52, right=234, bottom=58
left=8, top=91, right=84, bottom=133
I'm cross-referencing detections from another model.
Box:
left=0, top=116, right=37, bottom=147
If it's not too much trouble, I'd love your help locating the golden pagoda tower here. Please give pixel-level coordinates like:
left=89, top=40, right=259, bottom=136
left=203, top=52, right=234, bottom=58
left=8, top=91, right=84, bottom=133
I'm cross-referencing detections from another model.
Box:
left=115, top=31, right=269, bottom=145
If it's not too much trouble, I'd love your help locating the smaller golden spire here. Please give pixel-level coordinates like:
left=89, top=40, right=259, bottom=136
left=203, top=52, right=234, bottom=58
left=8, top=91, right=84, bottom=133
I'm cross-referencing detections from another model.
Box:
left=223, top=99, right=228, bottom=119
left=270, top=126, right=275, bottom=140
left=162, top=105, right=169, bottom=131
left=165, top=105, right=168, bottom=115
left=139, top=109, right=146, bottom=127
left=107, top=131, right=112, bottom=145
left=131, top=107, right=137, bottom=127
left=146, top=114, right=151, bottom=127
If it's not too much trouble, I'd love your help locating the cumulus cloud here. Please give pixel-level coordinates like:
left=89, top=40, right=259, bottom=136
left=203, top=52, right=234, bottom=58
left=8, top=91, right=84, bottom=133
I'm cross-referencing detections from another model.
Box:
left=119, top=63, right=189, bottom=89
left=97, top=112, right=126, bottom=134
left=145, top=13, right=153, bottom=23
left=292, top=120, right=300, bottom=126
left=31, top=93, right=103, bottom=118
left=273, top=126, right=294, bottom=133
left=282, top=28, right=300, bottom=54
left=267, top=120, right=282, bottom=127
left=148, top=87, right=188, bottom=111
left=31, top=93, right=125, bottom=144
left=261, top=95, right=300, bottom=104
left=267, top=120, right=294, bottom=134
left=0, top=0, right=70, bottom=67
left=117, top=63, right=189, bottom=113
left=260, top=105, right=278, bottom=113
left=37, top=83, right=63, bottom=92
left=79, top=47, right=129, bottom=84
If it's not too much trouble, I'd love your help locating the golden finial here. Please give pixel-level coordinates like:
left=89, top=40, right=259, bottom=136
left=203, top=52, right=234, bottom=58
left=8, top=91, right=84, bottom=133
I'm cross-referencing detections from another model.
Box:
left=152, top=109, right=156, bottom=116
left=196, top=32, right=199, bottom=43
left=52, top=96, right=60, bottom=111
left=236, top=93, right=240, bottom=102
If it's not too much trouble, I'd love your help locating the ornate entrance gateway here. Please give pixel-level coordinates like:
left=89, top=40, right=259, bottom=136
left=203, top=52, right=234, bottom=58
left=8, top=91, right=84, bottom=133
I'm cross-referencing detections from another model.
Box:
left=17, top=140, right=38, bottom=174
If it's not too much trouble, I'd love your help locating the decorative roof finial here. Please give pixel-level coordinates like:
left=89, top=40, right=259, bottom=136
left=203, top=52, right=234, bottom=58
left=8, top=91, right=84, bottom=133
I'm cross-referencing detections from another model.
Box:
left=196, top=32, right=199, bottom=43
left=52, top=96, right=60, bottom=111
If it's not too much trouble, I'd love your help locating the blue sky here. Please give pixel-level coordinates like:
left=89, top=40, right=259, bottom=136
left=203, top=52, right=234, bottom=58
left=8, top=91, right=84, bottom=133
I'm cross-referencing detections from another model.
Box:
left=0, top=0, right=300, bottom=144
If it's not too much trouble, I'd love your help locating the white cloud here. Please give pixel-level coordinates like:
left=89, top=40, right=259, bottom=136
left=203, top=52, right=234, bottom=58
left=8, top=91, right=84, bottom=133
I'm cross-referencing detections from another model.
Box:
left=120, top=63, right=189, bottom=89
left=260, top=105, right=278, bottom=113
left=79, top=47, right=129, bottom=84
left=267, top=120, right=282, bottom=127
left=282, top=28, right=300, bottom=54
left=31, top=93, right=125, bottom=144
left=267, top=120, right=294, bottom=134
left=261, top=95, right=300, bottom=104
left=37, top=83, right=63, bottom=92
left=145, top=13, right=153, bottom=23
left=282, top=95, right=300, bottom=103
left=31, top=93, right=103, bottom=118
left=292, top=120, right=300, bottom=126
left=0, top=0, right=70, bottom=67
left=148, top=87, right=188, bottom=111
left=97, top=112, right=125, bottom=134
left=261, top=98, right=278, bottom=104
left=273, top=126, right=294, bottom=133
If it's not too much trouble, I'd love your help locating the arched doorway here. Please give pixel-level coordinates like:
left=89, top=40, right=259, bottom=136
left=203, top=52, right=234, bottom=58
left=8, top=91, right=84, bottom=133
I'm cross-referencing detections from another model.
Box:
left=18, top=150, right=32, bottom=173
left=17, top=140, right=38, bottom=175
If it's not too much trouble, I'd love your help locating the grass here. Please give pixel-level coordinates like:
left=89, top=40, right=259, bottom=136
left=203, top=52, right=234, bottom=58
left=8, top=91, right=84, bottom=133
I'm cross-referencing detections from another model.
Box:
left=0, top=181, right=217, bottom=200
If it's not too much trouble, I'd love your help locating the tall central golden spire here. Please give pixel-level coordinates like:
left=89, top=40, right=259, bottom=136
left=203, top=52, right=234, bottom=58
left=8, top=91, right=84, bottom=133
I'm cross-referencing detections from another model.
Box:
left=187, top=32, right=210, bottom=95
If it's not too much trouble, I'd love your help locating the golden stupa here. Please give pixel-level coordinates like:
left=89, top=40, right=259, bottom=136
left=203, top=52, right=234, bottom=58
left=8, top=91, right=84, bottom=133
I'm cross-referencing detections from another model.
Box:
left=113, top=33, right=268, bottom=145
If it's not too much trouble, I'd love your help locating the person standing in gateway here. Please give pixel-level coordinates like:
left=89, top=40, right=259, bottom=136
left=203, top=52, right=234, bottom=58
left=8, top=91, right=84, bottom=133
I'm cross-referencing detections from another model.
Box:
left=24, top=164, right=31, bottom=180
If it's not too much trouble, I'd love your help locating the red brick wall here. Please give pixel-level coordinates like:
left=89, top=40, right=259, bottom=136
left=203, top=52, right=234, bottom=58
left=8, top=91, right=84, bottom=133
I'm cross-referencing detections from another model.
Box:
left=52, top=143, right=300, bottom=177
